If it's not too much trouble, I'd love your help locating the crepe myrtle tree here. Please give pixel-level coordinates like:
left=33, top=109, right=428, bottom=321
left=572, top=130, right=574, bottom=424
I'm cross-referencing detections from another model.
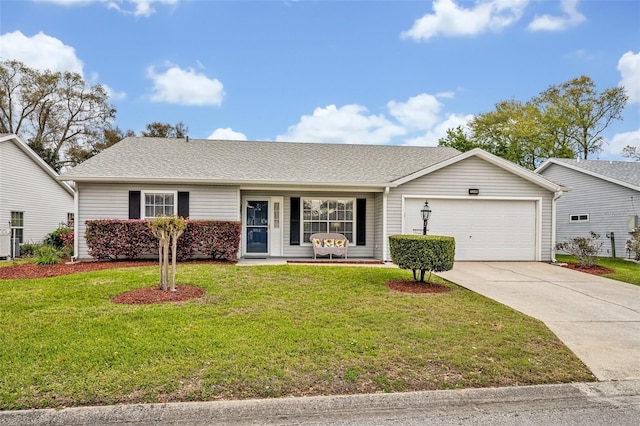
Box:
left=389, top=235, right=455, bottom=283
left=149, top=215, right=187, bottom=291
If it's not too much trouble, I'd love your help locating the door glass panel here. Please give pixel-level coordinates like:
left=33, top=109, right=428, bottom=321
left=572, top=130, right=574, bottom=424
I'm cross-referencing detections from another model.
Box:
left=246, top=201, right=268, bottom=253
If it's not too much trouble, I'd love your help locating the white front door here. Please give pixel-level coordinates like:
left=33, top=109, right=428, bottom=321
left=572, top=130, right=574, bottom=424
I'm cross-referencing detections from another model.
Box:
left=270, top=197, right=284, bottom=256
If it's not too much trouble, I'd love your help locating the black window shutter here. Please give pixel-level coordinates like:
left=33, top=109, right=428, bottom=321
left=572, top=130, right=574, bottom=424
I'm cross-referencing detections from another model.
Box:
left=356, top=198, right=366, bottom=246
left=129, top=191, right=141, bottom=219
left=290, top=197, right=301, bottom=245
left=177, top=192, right=189, bottom=218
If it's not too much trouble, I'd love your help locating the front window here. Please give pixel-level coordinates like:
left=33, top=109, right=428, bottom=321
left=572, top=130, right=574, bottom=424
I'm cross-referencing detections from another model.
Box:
left=144, top=192, right=175, bottom=218
left=302, top=199, right=354, bottom=243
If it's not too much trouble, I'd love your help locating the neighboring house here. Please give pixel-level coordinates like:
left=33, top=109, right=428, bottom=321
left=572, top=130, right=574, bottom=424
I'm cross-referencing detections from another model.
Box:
left=60, top=137, right=567, bottom=262
left=537, top=158, right=640, bottom=258
left=0, top=134, right=75, bottom=257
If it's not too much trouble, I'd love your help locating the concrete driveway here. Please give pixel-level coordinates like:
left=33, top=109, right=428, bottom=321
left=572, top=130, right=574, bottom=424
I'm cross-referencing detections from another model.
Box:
left=436, top=262, right=640, bottom=381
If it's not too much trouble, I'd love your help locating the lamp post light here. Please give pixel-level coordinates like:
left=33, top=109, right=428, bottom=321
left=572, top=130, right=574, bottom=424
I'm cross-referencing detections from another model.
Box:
left=421, top=200, right=432, bottom=235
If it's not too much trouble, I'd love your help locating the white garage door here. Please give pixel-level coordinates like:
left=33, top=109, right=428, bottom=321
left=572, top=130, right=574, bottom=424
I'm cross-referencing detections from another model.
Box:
left=403, top=198, right=537, bottom=261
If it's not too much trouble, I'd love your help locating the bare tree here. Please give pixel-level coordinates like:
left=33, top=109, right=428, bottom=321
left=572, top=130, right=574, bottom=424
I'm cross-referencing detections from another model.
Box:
left=0, top=59, right=116, bottom=171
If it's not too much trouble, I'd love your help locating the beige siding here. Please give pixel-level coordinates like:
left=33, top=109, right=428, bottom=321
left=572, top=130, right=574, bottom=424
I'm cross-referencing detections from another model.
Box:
left=76, top=183, right=240, bottom=259
left=0, top=141, right=73, bottom=245
left=388, top=156, right=555, bottom=261
left=540, top=163, right=640, bottom=257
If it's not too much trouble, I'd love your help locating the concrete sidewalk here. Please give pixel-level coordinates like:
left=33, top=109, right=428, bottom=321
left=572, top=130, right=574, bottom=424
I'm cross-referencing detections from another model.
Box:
left=436, top=262, right=640, bottom=381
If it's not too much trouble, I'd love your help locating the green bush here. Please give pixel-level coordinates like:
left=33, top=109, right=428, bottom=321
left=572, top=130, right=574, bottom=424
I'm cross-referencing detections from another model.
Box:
left=389, top=234, right=455, bottom=282
left=18, top=243, right=43, bottom=258
left=44, top=226, right=73, bottom=251
left=34, top=245, right=61, bottom=265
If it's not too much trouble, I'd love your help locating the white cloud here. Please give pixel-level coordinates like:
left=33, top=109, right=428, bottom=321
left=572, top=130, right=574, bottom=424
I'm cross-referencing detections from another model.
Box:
left=147, top=64, right=225, bottom=106
left=0, top=31, right=84, bottom=74
left=403, top=113, right=474, bottom=146
left=207, top=128, right=248, bottom=141
left=528, top=0, right=586, bottom=32
left=606, top=129, right=640, bottom=159
left=618, top=51, right=640, bottom=104
left=387, top=93, right=444, bottom=130
left=400, top=0, right=528, bottom=42
left=35, top=0, right=179, bottom=17
left=276, top=104, right=405, bottom=144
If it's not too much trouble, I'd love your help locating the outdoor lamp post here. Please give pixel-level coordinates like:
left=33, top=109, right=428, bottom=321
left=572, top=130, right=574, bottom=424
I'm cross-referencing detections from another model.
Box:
left=421, top=200, right=432, bottom=235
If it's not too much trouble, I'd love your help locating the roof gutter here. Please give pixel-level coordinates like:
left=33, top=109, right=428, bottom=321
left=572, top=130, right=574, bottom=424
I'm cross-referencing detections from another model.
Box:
left=57, top=175, right=398, bottom=189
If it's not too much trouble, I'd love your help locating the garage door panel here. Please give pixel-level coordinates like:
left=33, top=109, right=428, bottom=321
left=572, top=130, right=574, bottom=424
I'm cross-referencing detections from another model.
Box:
left=403, top=199, right=536, bottom=261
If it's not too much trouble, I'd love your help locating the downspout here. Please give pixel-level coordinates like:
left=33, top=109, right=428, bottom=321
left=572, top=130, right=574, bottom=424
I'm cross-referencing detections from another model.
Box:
left=382, top=187, right=389, bottom=262
left=72, top=183, right=79, bottom=262
left=551, top=190, right=562, bottom=263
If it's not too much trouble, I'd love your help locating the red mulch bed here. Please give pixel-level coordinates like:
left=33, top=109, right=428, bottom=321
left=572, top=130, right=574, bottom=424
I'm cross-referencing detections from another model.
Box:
left=0, top=259, right=233, bottom=280
left=385, top=279, right=451, bottom=294
left=561, top=262, right=614, bottom=276
left=112, top=285, right=206, bottom=304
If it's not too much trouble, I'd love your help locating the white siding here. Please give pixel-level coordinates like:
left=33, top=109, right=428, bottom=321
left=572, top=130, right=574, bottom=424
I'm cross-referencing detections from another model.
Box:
left=540, top=163, right=640, bottom=258
left=374, top=192, right=384, bottom=260
left=0, top=140, right=73, bottom=245
left=76, top=183, right=240, bottom=259
left=388, top=156, right=555, bottom=261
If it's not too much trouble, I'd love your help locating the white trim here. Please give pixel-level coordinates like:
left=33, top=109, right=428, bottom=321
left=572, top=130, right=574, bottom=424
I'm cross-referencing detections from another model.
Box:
left=382, top=187, right=389, bottom=261
left=401, top=194, right=543, bottom=261
left=300, top=197, right=357, bottom=247
left=73, top=186, right=80, bottom=261
left=569, top=213, right=590, bottom=223
left=141, top=190, right=178, bottom=219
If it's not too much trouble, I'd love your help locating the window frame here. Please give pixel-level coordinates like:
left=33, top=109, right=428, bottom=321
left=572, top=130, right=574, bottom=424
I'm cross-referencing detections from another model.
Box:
left=141, top=190, right=178, bottom=219
left=10, top=211, right=24, bottom=244
left=569, top=213, right=589, bottom=223
left=301, top=198, right=357, bottom=246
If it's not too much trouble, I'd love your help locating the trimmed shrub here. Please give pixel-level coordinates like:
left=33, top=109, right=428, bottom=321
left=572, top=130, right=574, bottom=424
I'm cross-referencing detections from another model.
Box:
left=555, top=231, right=603, bottom=267
left=85, top=219, right=241, bottom=261
left=389, top=234, right=455, bottom=282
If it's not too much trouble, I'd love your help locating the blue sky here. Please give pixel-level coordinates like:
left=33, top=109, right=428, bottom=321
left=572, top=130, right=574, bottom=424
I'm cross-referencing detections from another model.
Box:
left=1, top=0, right=638, bottom=160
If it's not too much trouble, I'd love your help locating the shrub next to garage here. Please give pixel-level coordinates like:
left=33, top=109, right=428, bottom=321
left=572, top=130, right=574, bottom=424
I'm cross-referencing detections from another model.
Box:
left=389, top=234, right=455, bottom=282
left=85, top=219, right=241, bottom=261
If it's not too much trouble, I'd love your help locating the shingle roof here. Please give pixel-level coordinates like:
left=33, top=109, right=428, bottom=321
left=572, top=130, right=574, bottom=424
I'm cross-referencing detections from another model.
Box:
left=549, top=158, right=640, bottom=188
left=61, top=137, right=462, bottom=186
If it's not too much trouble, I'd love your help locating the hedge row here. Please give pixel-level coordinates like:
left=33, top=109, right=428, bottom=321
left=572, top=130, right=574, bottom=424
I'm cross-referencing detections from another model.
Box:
left=85, top=219, right=241, bottom=261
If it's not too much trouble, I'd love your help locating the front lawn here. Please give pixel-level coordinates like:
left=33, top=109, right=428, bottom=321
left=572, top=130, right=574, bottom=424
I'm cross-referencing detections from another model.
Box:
left=0, top=264, right=594, bottom=410
left=556, top=254, right=640, bottom=286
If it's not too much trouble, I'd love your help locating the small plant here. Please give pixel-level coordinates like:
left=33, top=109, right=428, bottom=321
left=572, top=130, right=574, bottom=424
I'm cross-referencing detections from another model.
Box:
left=18, top=243, right=43, bottom=258
left=555, top=231, right=603, bottom=267
left=34, top=245, right=61, bottom=265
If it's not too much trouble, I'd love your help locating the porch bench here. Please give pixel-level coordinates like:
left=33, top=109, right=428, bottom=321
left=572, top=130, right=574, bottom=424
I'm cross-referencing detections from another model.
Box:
left=310, top=233, right=349, bottom=260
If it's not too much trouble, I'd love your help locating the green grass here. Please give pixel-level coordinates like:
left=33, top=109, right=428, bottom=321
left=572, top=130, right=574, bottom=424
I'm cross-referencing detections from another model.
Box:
left=0, top=264, right=594, bottom=409
left=556, top=254, right=640, bottom=286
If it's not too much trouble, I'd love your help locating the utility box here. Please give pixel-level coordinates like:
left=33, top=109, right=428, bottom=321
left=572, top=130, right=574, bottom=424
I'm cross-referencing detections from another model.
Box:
left=628, top=215, right=639, bottom=232
left=0, top=229, right=10, bottom=258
